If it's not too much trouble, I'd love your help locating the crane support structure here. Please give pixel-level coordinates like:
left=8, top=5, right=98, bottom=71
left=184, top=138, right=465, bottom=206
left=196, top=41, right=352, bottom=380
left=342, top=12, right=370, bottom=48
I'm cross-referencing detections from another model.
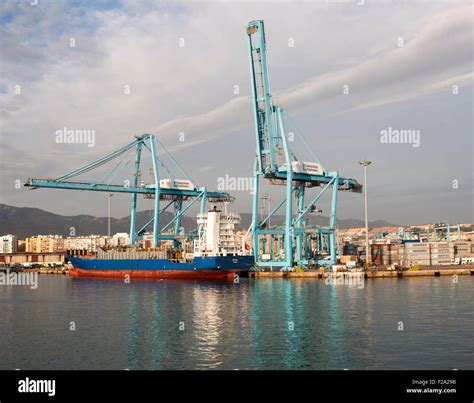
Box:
left=25, top=134, right=232, bottom=248
left=246, top=20, right=362, bottom=271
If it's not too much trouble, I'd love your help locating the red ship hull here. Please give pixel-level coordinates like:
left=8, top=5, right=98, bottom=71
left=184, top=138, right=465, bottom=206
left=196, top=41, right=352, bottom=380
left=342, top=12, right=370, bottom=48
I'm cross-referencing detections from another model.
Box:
left=68, top=268, right=239, bottom=280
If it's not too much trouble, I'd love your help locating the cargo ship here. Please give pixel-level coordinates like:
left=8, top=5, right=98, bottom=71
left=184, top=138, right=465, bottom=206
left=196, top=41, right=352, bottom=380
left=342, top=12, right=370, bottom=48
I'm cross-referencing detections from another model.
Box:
left=68, top=208, right=254, bottom=280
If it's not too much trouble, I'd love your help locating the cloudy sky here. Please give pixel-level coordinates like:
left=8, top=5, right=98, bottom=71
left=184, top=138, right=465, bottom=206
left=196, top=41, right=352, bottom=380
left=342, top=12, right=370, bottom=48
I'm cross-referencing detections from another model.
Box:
left=0, top=0, right=472, bottom=226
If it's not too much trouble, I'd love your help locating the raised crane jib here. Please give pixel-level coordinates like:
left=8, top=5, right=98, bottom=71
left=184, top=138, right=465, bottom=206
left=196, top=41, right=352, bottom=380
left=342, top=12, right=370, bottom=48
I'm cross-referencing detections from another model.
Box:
left=246, top=20, right=279, bottom=175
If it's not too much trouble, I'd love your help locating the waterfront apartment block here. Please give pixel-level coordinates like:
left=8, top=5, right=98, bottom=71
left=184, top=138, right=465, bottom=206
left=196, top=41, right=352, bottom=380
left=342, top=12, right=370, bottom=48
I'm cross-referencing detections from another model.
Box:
left=65, top=235, right=108, bottom=252
left=0, top=234, right=17, bottom=254
left=25, top=235, right=65, bottom=253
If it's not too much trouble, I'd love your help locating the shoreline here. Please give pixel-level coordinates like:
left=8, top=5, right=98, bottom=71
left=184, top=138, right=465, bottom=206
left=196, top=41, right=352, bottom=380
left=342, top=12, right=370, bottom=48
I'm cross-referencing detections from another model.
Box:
left=250, top=265, right=474, bottom=279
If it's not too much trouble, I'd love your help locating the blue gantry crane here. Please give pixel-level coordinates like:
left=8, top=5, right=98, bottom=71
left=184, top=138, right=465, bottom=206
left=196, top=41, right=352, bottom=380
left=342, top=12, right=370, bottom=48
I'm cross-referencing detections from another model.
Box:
left=25, top=134, right=232, bottom=247
left=433, top=223, right=461, bottom=241
left=245, top=20, right=362, bottom=271
left=400, top=223, right=461, bottom=243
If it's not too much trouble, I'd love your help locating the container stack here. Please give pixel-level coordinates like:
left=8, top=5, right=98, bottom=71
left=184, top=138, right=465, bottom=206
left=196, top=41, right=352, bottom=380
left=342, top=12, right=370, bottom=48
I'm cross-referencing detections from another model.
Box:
left=340, top=255, right=358, bottom=264
left=97, top=249, right=169, bottom=260
left=341, top=243, right=359, bottom=264
left=403, top=242, right=431, bottom=266
left=453, top=241, right=472, bottom=259
left=343, top=243, right=358, bottom=256
left=360, top=240, right=473, bottom=267
left=398, top=245, right=405, bottom=264
left=371, top=244, right=383, bottom=265
left=372, top=244, right=400, bottom=265
left=385, top=244, right=400, bottom=265
left=430, top=242, right=455, bottom=265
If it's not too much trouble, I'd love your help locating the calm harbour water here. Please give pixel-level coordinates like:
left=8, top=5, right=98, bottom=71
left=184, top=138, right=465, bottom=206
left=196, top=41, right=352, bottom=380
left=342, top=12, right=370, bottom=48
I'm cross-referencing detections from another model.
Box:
left=0, top=275, right=472, bottom=370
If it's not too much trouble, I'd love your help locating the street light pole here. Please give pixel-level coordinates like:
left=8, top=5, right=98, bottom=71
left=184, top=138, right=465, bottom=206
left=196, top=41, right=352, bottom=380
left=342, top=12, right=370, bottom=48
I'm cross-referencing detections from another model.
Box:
left=107, top=193, right=114, bottom=238
left=359, top=161, right=371, bottom=270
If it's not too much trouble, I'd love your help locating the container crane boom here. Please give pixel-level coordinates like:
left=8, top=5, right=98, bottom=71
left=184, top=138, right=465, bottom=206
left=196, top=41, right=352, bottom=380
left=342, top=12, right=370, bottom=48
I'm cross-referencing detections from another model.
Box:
left=245, top=20, right=362, bottom=270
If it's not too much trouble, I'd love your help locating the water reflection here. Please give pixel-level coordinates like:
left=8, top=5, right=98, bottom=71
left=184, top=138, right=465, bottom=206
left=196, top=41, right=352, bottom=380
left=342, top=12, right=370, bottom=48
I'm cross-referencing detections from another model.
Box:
left=1, top=276, right=473, bottom=370
left=190, top=284, right=224, bottom=368
left=282, top=280, right=304, bottom=369
left=127, top=288, right=139, bottom=369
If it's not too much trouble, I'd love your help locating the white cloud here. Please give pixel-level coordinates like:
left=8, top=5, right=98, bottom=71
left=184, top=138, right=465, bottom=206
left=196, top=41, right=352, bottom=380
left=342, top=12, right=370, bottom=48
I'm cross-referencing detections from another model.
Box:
left=140, top=3, right=473, bottom=150
left=0, top=1, right=471, bottom=223
left=339, top=72, right=473, bottom=114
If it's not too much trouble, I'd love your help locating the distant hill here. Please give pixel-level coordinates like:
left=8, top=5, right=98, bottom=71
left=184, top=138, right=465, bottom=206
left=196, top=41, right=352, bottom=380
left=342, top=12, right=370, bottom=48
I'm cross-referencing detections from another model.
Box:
left=238, top=213, right=396, bottom=231
left=0, top=204, right=196, bottom=238
left=0, top=204, right=396, bottom=239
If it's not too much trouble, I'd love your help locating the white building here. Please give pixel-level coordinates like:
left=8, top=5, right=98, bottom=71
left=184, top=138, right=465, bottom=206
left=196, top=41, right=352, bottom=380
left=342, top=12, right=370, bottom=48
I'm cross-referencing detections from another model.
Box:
left=65, top=235, right=108, bottom=252
left=110, top=233, right=130, bottom=247
left=0, top=234, right=17, bottom=253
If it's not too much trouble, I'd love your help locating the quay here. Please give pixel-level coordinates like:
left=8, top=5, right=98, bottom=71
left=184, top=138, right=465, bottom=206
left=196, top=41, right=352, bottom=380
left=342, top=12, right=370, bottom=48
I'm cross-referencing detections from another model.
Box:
left=0, top=252, right=65, bottom=266
left=249, top=265, right=474, bottom=279
left=0, top=267, right=68, bottom=275
left=31, top=268, right=68, bottom=275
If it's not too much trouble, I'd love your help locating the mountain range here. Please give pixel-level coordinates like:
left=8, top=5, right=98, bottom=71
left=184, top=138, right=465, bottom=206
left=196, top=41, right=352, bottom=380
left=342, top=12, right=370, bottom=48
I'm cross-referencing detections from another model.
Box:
left=0, top=204, right=396, bottom=239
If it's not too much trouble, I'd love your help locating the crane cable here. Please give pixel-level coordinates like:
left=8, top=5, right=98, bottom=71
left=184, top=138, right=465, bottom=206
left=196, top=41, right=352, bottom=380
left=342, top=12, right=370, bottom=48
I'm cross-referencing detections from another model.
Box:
left=56, top=140, right=139, bottom=181
left=100, top=147, right=135, bottom=185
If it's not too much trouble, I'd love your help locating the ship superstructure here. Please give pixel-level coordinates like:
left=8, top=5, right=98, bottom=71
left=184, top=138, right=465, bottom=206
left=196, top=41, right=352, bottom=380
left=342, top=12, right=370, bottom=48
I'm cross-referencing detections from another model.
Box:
left=194, top=207, right=245, bottom=257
